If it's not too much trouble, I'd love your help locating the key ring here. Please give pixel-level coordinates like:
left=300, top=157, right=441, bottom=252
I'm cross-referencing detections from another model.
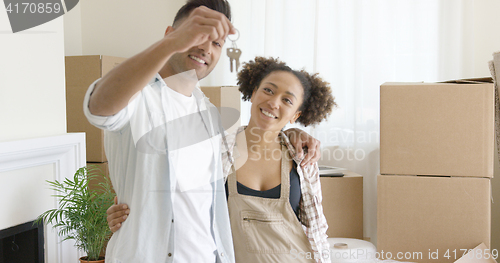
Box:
left=228, top=28, right=240, bottom=44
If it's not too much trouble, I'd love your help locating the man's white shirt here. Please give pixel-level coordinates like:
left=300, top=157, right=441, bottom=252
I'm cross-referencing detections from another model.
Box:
left=83, top=72, right=234, bottom=263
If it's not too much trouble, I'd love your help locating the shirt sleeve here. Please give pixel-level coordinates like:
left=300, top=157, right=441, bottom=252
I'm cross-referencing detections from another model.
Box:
left=295, top=159, right=329, bottom=262
left=220, top=129, right=238, bottom=182
left=83, top=79, right=138, bottom=132
left=306, top=162, right=330, bottom=262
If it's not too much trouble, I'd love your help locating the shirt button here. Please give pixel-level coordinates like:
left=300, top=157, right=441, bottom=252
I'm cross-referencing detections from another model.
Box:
left=168, top=253, right=172, bottom=257
left=220, top=252, right=224, bottom=257
left=172, top=219, right=174, bottom=223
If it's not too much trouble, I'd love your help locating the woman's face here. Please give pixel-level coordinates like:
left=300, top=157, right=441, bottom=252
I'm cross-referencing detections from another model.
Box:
left=249, top=71, right=304, bottom=132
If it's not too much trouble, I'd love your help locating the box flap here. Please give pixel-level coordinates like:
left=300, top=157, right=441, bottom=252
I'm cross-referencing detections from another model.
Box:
left=382, top=77, right=493, bottom=86
left=441, top=77, right=493, bottom=84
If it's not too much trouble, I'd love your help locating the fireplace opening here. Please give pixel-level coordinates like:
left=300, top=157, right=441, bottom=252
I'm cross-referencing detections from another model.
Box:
left=0, top=220, right=44, bottom=263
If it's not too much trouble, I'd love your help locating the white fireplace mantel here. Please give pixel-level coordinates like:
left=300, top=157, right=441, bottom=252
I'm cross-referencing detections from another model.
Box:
left=0, top=133, right=86, bottom=263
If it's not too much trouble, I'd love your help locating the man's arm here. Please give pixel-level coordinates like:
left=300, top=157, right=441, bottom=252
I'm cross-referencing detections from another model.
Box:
left=283, top=128, right=321, bottom=167
left=88, top=41, right=176, bottom=116
left=89, top=6, right=235, bottom=116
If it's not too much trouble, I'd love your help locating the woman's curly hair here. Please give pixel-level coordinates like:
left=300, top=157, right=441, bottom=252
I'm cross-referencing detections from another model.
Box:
left=237, top=57, right=336, bottom=127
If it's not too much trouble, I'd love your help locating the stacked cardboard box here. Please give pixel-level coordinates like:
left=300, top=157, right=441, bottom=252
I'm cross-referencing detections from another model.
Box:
left=66, top=56, right=127, bottom=164
left=66, top=55, right=127, bottom=195
left=378, top=79, right=494, bottom=263
left=321, top=170, right=363, bottom=239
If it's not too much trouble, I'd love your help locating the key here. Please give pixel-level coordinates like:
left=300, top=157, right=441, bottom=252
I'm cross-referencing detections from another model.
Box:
left=227, top=47, right=242, bottom=72
left=226, top=48, right=234, bottom=72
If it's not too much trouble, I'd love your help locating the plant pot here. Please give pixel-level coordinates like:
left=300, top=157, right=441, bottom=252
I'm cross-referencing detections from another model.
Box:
left=79, top=256, right=105, bottom=263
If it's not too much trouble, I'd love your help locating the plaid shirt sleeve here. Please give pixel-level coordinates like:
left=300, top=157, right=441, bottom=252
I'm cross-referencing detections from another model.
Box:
left=220, top=127, right=244, bottom=181
left=280, top=132, right=330, bottom=263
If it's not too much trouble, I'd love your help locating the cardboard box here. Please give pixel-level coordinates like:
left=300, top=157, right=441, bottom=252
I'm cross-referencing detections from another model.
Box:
left=66, top=55, right=127, bottom=162
left=377, top=175, right=491, bottom=263
left=321, top=170, right=363, bottom=239
left=201, top=86, right=241, bottom=134
left=380, top=79, right=494, bottom=178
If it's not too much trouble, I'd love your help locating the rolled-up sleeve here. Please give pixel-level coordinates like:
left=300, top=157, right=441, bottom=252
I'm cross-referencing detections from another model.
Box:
left=83, top=79, right=137, bottom=131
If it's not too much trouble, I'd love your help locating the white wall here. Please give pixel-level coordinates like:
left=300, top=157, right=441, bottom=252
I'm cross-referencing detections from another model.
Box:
left=64, top=3, right=82, bottom=56
left=79, top=0, right=183, bottom=58
left=0, top=4, right=71, bottom=261
left=473, top=0, right=500, bottom=77
left=0, top=5, right=66, bottom=142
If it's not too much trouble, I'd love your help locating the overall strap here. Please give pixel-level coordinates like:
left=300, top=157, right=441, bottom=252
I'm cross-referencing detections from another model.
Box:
left=280, top=144, right=291, bottom=200
left=227, top=165, right=238, bottom=196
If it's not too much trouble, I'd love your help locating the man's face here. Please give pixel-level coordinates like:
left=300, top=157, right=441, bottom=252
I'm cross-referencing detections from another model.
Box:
left=166, top=31, right=225, bottom=80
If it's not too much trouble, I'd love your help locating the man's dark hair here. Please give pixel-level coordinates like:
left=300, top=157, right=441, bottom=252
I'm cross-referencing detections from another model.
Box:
left=173, top=0, right=231, bottom=26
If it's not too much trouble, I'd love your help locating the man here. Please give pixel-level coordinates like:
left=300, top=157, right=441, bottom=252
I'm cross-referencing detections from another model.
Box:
left=84, top=0, right=320, bottom=262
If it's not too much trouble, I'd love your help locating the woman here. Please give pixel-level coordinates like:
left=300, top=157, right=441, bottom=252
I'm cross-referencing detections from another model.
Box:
left=107, top=57, right=336, bottom=262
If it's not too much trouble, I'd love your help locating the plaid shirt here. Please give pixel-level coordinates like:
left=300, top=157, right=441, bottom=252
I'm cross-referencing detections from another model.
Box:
left=221, top=126, right=330, bottom=262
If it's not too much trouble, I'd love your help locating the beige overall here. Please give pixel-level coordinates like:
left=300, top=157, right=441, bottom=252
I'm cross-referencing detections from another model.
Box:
left=227, top=145, right=315, bottom=263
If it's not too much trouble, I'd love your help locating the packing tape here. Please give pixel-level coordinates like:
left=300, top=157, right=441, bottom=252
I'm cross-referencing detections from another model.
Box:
left=328, top=238, right=376, bottom=263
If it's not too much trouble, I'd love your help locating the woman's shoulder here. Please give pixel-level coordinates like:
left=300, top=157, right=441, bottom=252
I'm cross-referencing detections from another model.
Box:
left=223, top=126, right=245, bottom=146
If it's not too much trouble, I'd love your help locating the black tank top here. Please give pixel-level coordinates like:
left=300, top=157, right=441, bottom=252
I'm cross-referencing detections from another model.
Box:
left=225, top=166, right=301, bottom=218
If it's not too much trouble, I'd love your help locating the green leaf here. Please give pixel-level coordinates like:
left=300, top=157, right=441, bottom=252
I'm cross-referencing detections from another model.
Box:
left=37, top=165, right=116, bottom=261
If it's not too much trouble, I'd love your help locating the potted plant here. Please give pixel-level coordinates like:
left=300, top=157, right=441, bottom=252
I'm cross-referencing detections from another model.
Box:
left=36, top=165, right=115, bottom=262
